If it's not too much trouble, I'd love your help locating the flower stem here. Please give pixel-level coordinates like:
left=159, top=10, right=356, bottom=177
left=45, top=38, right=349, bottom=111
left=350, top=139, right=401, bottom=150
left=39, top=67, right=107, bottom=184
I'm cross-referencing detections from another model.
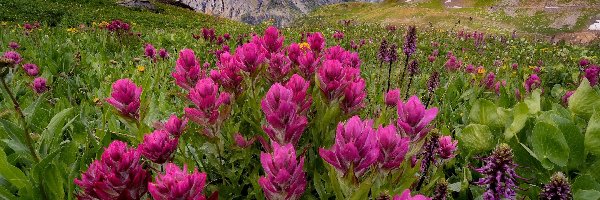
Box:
left=1, top=78, right=40, bottom=162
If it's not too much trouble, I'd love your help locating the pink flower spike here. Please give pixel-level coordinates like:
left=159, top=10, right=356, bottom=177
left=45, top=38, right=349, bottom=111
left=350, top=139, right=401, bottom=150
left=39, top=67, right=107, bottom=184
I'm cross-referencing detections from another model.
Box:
left=393, top=189, right=431, bottom=200
left=148, top=163, right=207, bottom=200
left=438, top=135, right=458, bottom=159
left=385, top=89, right=401, bottom=107
left=172, top=49, right=203, bottom=90
left=164, top=115, right=188, bottom=137
left=139, top=130, right=178, bottom=164
left=258, top=143, right=306, bottom=200
left=105, top=79, right=142, bottom=119
left=397, top=96, right=438, bottom=141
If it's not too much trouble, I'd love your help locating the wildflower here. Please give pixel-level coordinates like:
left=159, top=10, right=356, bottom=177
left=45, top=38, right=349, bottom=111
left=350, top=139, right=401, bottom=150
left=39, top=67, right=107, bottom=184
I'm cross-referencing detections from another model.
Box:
left=32, top=77, right=47, bottom=94
left=376, top=124, right=410, bottom=170
left=562, top=90, right=574, bottom=106
left=213, top=52, right=244, bottom=92
left=393, top=189, right=431, bottom=200
left=385, top=89, right=401, bottom=107
left=157, top=48, right=169, bottom=59
left=397, top=96, right=438, bottom=141
left=223, top=33, right=231, bottom=40
left=234, top=133, right=256, bottom=148
left=287, top=43, right=301, bottom=65
left=444, top=55, right=461, bottom=71
left=317, top=60, right=347, bottom=100
left=22, top=63, right=39, bottom=76
left=512, top=63, right=518, bottom=70
left=341, top=79, right=366, bottom=114
left=585, top=65, right=600, bottom=86
left=378, top=39, right=389, bottom=62
left=137, top=65, right=145, bottom=72
left=8, top=42, right=19, bottom=50
left=67, top=27, right=78, bottom=33
left=333, top=30, right=344, bottom=40
left=477, top=66, right=486, bottom=74
left=259, top=143, right=306, bottom=200
left=163, top=115, right=188, bottom=137
left=2, top=51, right=22, bottom=64
left=307, top=32, right=325, bottom=54
left=236, top=42, right=266, bottom=74
left=201, top=28, right=216, bottom=42
left=261, top=83, right=308, bottom=145
left=539, top=172, right=572, bottom=200
left=579, top=58, right=590, bottom=67
left=298, top=42, right=310, bottom=51
left=319, top=116, right=379, bottom=178
left=432, top=180, right=449, bottom=200
left=524, top=74, right=541, bottom=93
left=285, top=74, right=312, bottom=115
left=106, top=79, right=142, bottom=119
left=474, top=143, right=520, bottom=200
left=403, top=26, right=417, bottom=58
left=387, top=44, right=398, bottom=63
left=438, top=136, right=457, bottom=159
left=172, top=49, right=203, bottom=90
left=482, top=72, right=495, bottom=90
left=262, top=26, right=285, bottom=53
left=148, top=163, right=207, bottom=200
left=427, top=72, right=440, bottom=94
left=74, top=140, right=150, bottom=200
left=428, top=55, right=436, bottom=63
left=267, top=52, right=291, bottom=82
left=143, top=44, right=156, bottom=59
left=465, top=64, right=475, bottom=73
left=139, top=130, right=178, bottom=164
left=185, top=78, right=231, bottom=129
left=297, top=51, right=318, bottom=78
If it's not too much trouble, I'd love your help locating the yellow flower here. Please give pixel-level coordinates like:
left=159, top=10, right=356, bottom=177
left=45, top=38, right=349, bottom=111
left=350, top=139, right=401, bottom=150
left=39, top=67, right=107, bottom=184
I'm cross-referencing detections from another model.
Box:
left=477, top=67, right=486, bottom=74
left=93, top=98, right=100, bottom=103
left=137, top=65, right=145, bottom=72
left=1, top=21, right=7, bottom=26
left=67, top=27, right=78, bottom=33
left=299, top=42, right=310, bottom=51
left=99, top=21, right=109, bottom=29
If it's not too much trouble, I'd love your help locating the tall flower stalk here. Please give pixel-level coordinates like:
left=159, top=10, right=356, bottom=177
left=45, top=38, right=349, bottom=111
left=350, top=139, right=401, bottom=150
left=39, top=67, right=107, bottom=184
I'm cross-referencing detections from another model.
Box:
left=474, top=143, right=521, bottom=200
left=399, top=26, right=417, bottom=94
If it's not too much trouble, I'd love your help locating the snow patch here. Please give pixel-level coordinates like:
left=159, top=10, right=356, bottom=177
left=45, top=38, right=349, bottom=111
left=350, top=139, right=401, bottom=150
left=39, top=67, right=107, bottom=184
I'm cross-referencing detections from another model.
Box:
left=589, top=20, right=600, bottom=31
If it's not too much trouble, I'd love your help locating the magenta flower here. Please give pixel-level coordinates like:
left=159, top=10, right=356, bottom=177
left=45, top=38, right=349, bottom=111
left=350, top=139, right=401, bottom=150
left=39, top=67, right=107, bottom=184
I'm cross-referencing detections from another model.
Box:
left=512, top=63, right=519, bottom=70
left=259, top=143, right=306, bottom=200
left=333, top=30, right=344, bottom=40
left=8, top=42, right=19, bottom=50
left=341, top=79, right=366, bottom=114
left=585, top=65, right=600, bottom=86
left=319, top=116, right=379, bottom=178
left=2, top=51, right=22, bottom=64
left=393, top=189, right=431, bottom=200
left=482, top=72, right=495, bottom=90
left=438, top=135, right=457, bottom=159
left=163, top=115, right=188, bottom=137
left=397, top=96, right=438, bottom=141
left=144, top=43, right=156, bottom=59
left=297, top=50, right=318, bottom=78
left=22, top=63, right=39, bottom=76
left=324, top=45, right=347, bottom=62
left=261, top=83, right=308, bottom=145
left=562, top=90, right=574, bottom=106
left=285, top=74, right=312, bottom=115
left=158, top=48, right=169, bottom=59
left=201, top=28, right=216, bottom=42
left=465, top=64, right=475, bottom=73
left=262, top=26, right=285, bottom=53
left=307, top=32, right=325, bottom=54
left=428, top=55, right=436, bottom=63
left=236, top=42, right=267, bottom=73
left=524, top=74, right=541, bottom=93
left=139, top=130, right=178, bottom=164
left=376, top=124, right=410, bottom=170
left=267, top=52, right=292, bottom=82
left=23, top=23, right=33, bottom=30
left=32, top=77, right=47, bottom=94
left=234, top=133, right=256, bottom=148
left=287, top=43, right=301, bottom=65
left=343, top=52, right=361, bottom=69
left=580, top=58, right=590, bottom=67
left=106, top=79, right=142, bottom=119
left=148, top=163, right=207, bottom=200
left=317, top=60, right=346, bottom=100
left=444, top=55, right=461, bottom=71
left=213, top=52, right=244, bottom=92
left=185, top=78, right=231, bottom=129
left=75, top=140, right=150, bottom=200
left=385, top=89, right=401, bottom=107
left=172, top=49, right=203, bottom=90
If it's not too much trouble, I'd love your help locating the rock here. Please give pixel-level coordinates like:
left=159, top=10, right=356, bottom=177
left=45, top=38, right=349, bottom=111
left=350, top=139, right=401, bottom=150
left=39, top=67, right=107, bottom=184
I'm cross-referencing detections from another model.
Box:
left=117, top=0, right=157, bottom=11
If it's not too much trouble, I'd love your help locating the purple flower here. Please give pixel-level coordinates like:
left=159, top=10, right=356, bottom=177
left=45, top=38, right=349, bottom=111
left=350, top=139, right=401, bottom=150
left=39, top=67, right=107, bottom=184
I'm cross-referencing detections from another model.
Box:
left=8, top=42, right=19, bottom=50
left=512, top=63, right=518, bottom=70
left=482, top=72, right=496, bottom=90
left=333, top=31, right=344, bottom=40
left=474, top=144, right=520, bottom=200
left=465, top=64, right=475, bottom=73
left=444, top=55, right=461, bottom=71
left=341, top=79, right=366, bottom=114
left=139, top=130, right=178, bottom=164
left=234, top=133, right=256, bottom=148
left=307, top=32, right=325, bottom=54
left=32, top=77, right=47, bottom=94
left=158, top=48, right=169, bottom=59
left=23, top=23, right=33, bottom=30
left=397, top=96, right=438, bottom=141
left=213, top=52, right=244, bottom=92
left=579, top=58, right=590, bottom=67
left=75, top=140, right=150, bottom=200
left=403, top=26, right=417, bottom=57
left=261, top=83, right=308, bottom=146
left=378, top=40, right=389, bottom=62
left=317, top=60, right=346, bottom=100
left=287, top=43, right=301, bottom=65
left=376, top=124, right=410, bottom=170
left=22, top=63, right=39, bottom=76
left=144, top=43, right=156, bottom=59
left=172, top=49, right=203, bottom=90
left=148, top=163, right=207, bottom=200
left=319, top=116, right=379, bottom=178
left=185, top=78, right=231, bottom=129
left=262, top=26, right=285, bottom=53
left=259, top=143, right=306, bottom=200
left=385, top=89, right=401, bottom=107
left=438, top=136, right=457, bottom=159
left=585, top=65, right=600, bottom=86
left=2, top=51, right=22, bottom=64
left=393, top=189, right=431, bottom=200
left=201, top=28, right=216, bottom=42
left=540, top=172, right=571, bottom=200
left=427, top=72, right=440, bottom=93
left=524, top=74, right=541, bottom=93
left=285, top=74, right=312, bottom=115
left=236, top=42, right=267, bottom=74
left=267, top=52, right=292, bottom=82
left=387, top=44, right=398, bottom=63
left=163, top=115, right=188, bottom=137
left=105, top=79, right=142, bottom=119
left=297, top=50, right=318, bottom=78
left=562, top=90, right=574, bottom=106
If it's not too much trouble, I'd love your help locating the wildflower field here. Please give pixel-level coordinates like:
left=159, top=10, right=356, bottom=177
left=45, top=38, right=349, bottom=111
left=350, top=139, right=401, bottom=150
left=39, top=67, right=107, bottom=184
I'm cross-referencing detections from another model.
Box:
left=1, top=1, right=600, bottom=200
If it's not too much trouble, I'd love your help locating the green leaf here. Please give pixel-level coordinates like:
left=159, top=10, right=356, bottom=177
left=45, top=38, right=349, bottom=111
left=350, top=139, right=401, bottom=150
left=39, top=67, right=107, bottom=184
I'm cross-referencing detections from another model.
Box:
left=574, top=190, right=600, bottom=200
left=459, top=124, right=494, bottom=153
left=586, top=110, right=600, bottom=156
left=504, top=103, right=529, bottom=140
left=0, top=149, right=29, bottom=190
left=349, top=176, right=373, bottom=200
left=524, top=89, right=541, bottom=114
left=531, top=122, right=569, bottom=167
left=0, top=186, right=18, bottom=200
left=551, top=114, right=585, bottom=169
left=569, top=79, right=600, bottom=119
left=39, top=107, right=75, bottom=156
left=468, top=99, right=500, bottom=127
left=573, top=174, right=600, bottom=191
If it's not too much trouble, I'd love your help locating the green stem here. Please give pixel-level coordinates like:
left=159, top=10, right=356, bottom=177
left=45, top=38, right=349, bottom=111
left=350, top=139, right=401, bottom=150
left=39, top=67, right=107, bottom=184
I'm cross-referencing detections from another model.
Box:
left=1, top=78, right=40, bottom=162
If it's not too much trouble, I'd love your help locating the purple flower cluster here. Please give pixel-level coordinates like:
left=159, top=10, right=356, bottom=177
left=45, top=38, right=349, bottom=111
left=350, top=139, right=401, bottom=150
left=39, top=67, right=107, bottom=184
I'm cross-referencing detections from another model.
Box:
left=184, top=78, right=231, bottom=136
left=172, top=49, right=204, bottom=90
left=524, top=74, right=541, bottom=93
left=106, top=79, right=142, bottom=120
left=259, top=143, right=306, bottom=200
left=474, top=144, right=520, bottom=200
left=138, top=130, right=178, bottom=164
left=403, top=26, right=417, bottom=57
left=148, top=164, right=208, bottom=200
left=539, top=172, right=571, bottom=200
left=397, top=96, right=438, bottom=141
left=585, top=65, right=600, bottom=86
left=261, top=81, right=309, bottom=146
left=106, top=20, right=130, bottom=32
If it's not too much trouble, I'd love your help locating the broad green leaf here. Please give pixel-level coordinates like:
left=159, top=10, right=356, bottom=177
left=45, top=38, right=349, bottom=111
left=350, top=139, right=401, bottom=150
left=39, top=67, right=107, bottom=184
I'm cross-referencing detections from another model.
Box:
left=569, top=79, right=600, bottom=119
left=575, top=190, right=600, bottom=200
left=468, top=99, right=500, bottom=127
left=0, top=186, right=18, bottom=200
left=524, top=89, right=541, bottom=114
left=0, top=149, right=29, bottom=190
left=550, top=114, right=585, bottom=169
left=586, top=110, right=600, bottom=156
left=573, top=174, right=600, bottom=191
left=459, top=124, right=494, bottom=153
left=531, top=122, right=569, bottom=167
left=39, top=107, right=75, bottom=156
left=504, top=103, right=529, bottom=140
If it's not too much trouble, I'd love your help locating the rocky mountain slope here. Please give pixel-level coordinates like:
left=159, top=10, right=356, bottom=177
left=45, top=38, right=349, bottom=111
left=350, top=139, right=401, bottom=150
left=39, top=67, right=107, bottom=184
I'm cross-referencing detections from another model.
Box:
left=168, top=0, right=383, bottom=26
